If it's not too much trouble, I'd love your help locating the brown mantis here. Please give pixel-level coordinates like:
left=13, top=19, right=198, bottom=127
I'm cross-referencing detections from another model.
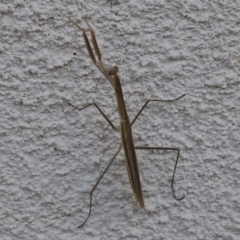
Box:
left=60, top=10, right=185, bottom=228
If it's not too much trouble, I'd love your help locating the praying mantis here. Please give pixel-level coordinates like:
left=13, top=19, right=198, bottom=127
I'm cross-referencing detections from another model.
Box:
left=60, top=10, right=185, bottom=228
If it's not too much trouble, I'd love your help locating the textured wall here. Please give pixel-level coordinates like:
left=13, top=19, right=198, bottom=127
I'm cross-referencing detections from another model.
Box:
left=1, top=0, right=240, bottom=239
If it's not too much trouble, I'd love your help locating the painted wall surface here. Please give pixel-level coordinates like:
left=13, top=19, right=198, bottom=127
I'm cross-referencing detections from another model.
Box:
left=1, top=1, right=240, bottom=239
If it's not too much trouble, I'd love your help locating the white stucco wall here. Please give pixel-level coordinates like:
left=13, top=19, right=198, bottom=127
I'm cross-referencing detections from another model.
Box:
left=1, top=0, right=240, bottom=239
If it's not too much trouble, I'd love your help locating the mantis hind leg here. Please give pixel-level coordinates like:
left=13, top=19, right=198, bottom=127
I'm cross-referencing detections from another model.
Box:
left=78, top=145, right=122, bottom=228
left=135, top=146, right=185, bottom=201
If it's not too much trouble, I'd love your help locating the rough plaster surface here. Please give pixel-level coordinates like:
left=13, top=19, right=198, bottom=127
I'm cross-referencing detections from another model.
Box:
left=1, top=0, right=240, bottom=239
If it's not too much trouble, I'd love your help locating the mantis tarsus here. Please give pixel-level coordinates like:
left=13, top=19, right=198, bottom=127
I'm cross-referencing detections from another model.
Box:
left=60, top=10, right=185, bottom=228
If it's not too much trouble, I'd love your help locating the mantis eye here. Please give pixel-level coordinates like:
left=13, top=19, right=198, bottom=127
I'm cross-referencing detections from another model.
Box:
left=108, top=66, right=118, bottom=75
